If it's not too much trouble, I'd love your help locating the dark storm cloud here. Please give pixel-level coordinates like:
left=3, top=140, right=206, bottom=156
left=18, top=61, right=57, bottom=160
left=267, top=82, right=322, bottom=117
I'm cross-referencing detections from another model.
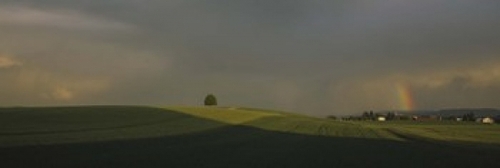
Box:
left=1, top=0, right=499, bottom=115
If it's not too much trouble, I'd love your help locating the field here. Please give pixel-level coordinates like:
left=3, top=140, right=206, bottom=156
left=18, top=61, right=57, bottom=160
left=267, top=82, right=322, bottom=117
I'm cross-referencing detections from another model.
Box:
left=0, top=106, right=499, bottom=167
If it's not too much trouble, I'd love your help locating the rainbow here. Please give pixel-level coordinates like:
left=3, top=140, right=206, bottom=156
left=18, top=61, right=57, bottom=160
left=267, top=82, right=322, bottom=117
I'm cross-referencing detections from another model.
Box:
left=396, top=83, right=414, bottom=111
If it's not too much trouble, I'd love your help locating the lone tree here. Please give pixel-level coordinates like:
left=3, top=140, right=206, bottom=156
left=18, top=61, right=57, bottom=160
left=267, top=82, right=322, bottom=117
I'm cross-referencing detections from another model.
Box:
left=204, top=94, right=217, bottom=106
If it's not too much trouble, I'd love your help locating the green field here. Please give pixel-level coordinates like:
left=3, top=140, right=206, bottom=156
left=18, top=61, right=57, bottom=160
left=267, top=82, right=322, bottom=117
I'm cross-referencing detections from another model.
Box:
left=0, top=106, right=499, bottom=167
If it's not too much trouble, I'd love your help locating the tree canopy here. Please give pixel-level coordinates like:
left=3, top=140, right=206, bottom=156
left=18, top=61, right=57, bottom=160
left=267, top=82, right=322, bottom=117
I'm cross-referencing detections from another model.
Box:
left=204, top=94, right=217, bottom=106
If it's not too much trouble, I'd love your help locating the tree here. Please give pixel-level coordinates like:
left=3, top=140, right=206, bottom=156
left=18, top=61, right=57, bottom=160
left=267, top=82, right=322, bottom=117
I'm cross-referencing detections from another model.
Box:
left=362, top=111, right=369, bottom=120
left=204, top=94, right=217, bottom=106
left=386, top=112, right=395, bottom=121
left=462, top=112, right=475, bottom=121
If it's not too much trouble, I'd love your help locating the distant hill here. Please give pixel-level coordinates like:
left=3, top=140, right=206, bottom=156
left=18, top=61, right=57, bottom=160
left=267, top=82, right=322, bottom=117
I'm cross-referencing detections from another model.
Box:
left=413, top=108, right=500, bottom=117
left=377, top=108, right=500, bottom=117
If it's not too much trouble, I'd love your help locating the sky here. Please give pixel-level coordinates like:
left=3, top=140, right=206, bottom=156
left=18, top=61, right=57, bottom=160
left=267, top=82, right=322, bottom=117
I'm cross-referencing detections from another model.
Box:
left=0, top=0, right=499, bottom=116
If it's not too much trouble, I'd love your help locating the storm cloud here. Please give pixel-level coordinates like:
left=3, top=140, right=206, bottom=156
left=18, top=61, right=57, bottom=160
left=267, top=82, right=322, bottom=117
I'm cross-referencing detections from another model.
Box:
left=1, top=0, right=499, bottom=116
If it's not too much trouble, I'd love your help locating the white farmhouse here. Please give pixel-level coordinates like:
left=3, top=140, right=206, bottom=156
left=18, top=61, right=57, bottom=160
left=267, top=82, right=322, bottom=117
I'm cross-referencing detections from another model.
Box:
left=377, top=116, right=386, bottom=121
left=476, top=117, right=495, bottom=124
left=481, top=117, right=495, bottom=124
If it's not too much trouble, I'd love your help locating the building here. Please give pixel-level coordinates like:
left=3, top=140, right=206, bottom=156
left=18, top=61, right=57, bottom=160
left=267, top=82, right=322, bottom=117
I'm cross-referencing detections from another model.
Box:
left=377, top=116, right=386, bottom=121
left=477, top=117, right=495, bottom=124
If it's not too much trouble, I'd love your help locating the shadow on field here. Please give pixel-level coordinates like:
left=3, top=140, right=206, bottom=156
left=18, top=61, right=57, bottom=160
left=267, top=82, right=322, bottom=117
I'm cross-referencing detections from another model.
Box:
left=0, top=109, right=499, bottom=168
left=0, top=106, right=213, bottom=135
left=2, top=128, right=499, bottom=168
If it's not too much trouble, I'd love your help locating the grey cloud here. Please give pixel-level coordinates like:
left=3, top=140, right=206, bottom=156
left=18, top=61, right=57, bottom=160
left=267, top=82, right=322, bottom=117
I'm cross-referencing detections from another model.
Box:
left=0, top=6, right=136, bottom=31
left=0, top=0, right=499, bottom=115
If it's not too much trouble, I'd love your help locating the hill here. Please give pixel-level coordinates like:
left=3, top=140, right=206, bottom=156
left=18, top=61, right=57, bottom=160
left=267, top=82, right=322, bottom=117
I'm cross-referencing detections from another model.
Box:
left=0, top=106, right=499, bottom=167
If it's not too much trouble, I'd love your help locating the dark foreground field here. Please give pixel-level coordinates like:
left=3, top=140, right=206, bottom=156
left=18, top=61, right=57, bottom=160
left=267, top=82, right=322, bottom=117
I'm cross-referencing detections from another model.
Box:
left=0, top=106, right=499, bottom=168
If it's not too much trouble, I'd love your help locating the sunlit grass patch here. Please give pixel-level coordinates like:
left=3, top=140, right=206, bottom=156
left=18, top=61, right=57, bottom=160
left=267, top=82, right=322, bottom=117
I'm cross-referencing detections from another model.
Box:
left=166, top=106, right=281, bottom=125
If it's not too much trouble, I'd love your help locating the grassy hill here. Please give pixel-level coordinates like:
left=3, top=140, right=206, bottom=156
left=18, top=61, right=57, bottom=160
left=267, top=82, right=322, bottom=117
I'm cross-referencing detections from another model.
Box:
left=0, top=106, right=499, bottom=167
left=168, top=106, right=399, bottom=140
